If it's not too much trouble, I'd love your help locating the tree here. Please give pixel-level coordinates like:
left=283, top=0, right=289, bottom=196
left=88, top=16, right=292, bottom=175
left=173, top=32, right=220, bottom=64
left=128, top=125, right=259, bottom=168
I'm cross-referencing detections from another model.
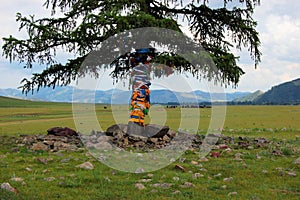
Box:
left=2, top=0, right=261, bottom=94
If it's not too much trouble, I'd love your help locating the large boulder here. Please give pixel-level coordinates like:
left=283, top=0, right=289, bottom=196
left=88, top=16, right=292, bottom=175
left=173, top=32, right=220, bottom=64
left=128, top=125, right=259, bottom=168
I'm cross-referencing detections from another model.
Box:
left=145, top=124, right=170, bottom=138
left=47, top=127, right=78, bottom=137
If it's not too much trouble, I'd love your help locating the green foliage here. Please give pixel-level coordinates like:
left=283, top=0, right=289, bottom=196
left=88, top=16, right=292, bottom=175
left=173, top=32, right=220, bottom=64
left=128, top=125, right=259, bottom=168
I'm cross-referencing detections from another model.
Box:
left=2, top=0, right=261, bottom=94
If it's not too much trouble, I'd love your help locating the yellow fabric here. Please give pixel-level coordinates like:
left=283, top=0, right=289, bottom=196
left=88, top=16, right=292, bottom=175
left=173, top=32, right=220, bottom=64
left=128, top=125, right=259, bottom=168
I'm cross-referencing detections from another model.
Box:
left=129, top=88, right=150, bottom=126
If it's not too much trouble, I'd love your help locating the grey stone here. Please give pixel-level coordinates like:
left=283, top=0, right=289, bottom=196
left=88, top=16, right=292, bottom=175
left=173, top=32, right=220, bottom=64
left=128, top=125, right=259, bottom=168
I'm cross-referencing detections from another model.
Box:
left=94, top=141, right=113, bottom=150
left=31, top=142, right=49, bottom=151
left=145, top=124, right=169, bottom=138
left=10, top=177, right=24, bottom=182
left=294, top=157, right=300, bottom=164
left=97, top=135, right=114, bottom=143
left=44, top=177, right=56, bottom=182
left=127, top=122, right=146, bottom=137
left=129, top=135, right=148, bottom=142
left=1, top=182, right=17, bottom=194
left=151, top=183, right=173, bottom=189
left=180, top=182, right=194, bottom=188
left=135, top=183, right=146, bottom=190
left=135, top=167, right=145, bottom=173
left=76, top=161, right=94, bottom=170
left=107, top=124, right=128, bottom=136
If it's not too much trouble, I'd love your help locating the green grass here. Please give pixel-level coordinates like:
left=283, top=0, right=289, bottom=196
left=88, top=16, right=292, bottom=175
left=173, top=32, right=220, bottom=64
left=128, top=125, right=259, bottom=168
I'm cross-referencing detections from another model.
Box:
left=0, top=97, right=300, bottom=199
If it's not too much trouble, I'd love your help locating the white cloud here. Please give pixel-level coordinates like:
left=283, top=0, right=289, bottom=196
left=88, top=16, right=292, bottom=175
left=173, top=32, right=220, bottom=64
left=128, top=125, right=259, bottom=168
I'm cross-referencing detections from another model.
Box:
left=228, top=0, right=300, bottom=92
left=0, top=62, right=31, bottom=89
left=261, top=15, right=300, bottom=61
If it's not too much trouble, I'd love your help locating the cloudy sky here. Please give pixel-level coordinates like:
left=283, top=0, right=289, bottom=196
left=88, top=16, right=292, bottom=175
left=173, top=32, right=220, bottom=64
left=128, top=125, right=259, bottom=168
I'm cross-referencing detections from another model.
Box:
left=0, top=0, right=299, bottom=92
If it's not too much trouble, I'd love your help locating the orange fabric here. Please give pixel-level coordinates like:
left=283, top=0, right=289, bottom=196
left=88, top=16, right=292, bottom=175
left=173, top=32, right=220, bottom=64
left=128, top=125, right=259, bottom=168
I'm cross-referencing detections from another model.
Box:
left=129, top=88, right=150, bottom=126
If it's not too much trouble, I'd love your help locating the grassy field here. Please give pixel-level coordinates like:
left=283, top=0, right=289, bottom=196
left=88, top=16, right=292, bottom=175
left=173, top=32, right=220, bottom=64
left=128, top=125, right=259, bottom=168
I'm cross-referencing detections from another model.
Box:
left=0, top=96, right=300, bottom=199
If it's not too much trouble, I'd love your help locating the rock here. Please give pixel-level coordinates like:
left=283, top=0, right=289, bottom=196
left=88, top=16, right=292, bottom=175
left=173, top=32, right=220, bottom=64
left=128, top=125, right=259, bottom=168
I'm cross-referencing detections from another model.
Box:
left=44, top=177, right=56, bottom=182
left=145, top=124, right=169, bottom=138
left=25, top=167, right=32, bottom=172
left=254, top=137, right=269, bottom=144
left=228, top=192, right=238, bottom=196
left=151, top=183, right=173, bottom=189
left=31, top=142, right=49, bottom=151
left=242, top=163, right=248, bottom=168
left=106, top=124, right=127, bottom=137
left=180, top=182, right=194, bottom=188
left=97, top=136, right=114, bottom=143
left=211, top=152, right=221, bottom=158
left=37, top=157, right=48, bottom=164
left=234, top=153, right=243, bottom=161
left=133, top=141, right=146, bottom=148
left=287, top=172, right=297, bottom=177
left=199, top=168, right=208, bottom=172
left=1, top=182, right=17, bottom=194
left=175, top=164, right=186, bottom=172
left=53, top=141, right=77, bottom=151
left=135, top=183, right=146, bottom=190
left=127, top=122, right=145, bottom=137
left=218, top=144, right=229, bottom=149
left=192, top=173, right=204, bottom=178
left=272, top=150, right=283, bottom=156
left=281, top=127, right=287, bottom=131
left=247, top=146, right=254, bottom=150
left=10, top=177, right=24, bottom=182
left=139, top=179, right=152, bottom=183
left=167, top=130, right=177, bottom=138
left=223, top=177, right=233, bottom=182
left=172, top=190, right=181, bottom=194
left=221, top=185, right=227, bottom=189
left=199, top=157, right=209, bottom=162
left=278, top=171, right=285, bottom=176
left=207, top=133, right=224, bottom=138
left=47, top=127, right=78, bottom=137
left=104, top=177, right=111, bottom=182
left=148, top=137, right=158, bottom=144
left=76, top=161, right=94, bottom=170
left=294, top=157, right=300, bottom=164
left=11, top=147, right=19, bottom=152
left=135, top=167, right=145, bottom=174
left=110, top=170, right=116, bottom=175
left=162, top=135, right=170, bottom=142
left=190, top=160, right=198, bottom=165
left=129, top=135, right=148, bottom=142
left=95, top=141, right=113, bottom=150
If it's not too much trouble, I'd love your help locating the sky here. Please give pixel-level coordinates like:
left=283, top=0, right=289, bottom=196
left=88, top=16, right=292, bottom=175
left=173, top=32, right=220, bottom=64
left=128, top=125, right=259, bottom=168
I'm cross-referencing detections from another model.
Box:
left=0, top=0, right=299, bottom=93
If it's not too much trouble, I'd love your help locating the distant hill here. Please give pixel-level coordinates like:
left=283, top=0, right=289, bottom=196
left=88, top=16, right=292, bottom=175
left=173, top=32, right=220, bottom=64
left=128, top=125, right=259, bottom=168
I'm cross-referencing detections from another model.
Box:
left=2, top=78, right=299, bottom=105
left=0, top=86, right=249, bottom=104
left=234, top=90, right=264, bottom=103
left=0, top=96, right=70, bottom=107
left=253, top=78, right=300, bottom=105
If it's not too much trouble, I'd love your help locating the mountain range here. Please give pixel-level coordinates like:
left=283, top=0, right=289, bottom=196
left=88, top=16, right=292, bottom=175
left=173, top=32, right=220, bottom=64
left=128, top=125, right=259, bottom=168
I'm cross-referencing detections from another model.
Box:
left=0, top=86, right=249, bottom=104
left=233, top=78, right=300, bottom=105
left=1, top=78, right=299, bottom=104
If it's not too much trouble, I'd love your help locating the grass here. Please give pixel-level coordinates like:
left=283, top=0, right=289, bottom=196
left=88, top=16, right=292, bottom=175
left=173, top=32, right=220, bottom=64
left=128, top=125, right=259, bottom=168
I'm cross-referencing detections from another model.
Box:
left=0, top=97, right=300, bottom=199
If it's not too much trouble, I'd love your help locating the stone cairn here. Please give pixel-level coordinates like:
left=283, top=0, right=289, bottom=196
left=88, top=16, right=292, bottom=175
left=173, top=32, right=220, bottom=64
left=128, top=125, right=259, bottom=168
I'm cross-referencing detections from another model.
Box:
left=17, top=124, right=204, bottom=152
left=16, top=124, right=270, bottom=152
